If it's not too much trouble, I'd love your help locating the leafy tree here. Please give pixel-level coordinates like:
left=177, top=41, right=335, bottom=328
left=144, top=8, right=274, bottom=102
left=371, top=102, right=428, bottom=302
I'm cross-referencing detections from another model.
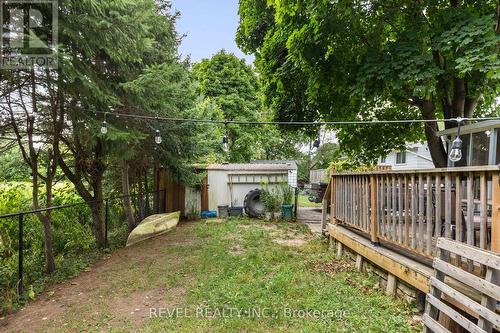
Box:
left=0, top=0, right=190, bottom=249
left=193, top=51, right=263, bottom=162
left=237, top=0, right=500, bottom=167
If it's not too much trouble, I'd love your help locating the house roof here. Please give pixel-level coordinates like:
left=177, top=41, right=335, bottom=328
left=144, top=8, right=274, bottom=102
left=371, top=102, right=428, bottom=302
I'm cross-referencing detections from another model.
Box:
left=207, top=163, right=295, bottom=172
left=436, top=120, right=500, bottom=137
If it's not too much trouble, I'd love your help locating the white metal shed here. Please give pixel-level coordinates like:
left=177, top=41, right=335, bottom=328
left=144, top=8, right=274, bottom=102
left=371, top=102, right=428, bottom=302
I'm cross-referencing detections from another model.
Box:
left=206, top=163, right=297, bottom=211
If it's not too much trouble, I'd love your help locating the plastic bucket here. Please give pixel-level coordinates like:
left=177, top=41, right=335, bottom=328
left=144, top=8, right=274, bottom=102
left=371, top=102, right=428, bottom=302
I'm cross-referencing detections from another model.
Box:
left=228, top=207, right=244, bottom=217
left=281, top=204, right=293, bottom=221
left=218, top=205, right=229, bottom=219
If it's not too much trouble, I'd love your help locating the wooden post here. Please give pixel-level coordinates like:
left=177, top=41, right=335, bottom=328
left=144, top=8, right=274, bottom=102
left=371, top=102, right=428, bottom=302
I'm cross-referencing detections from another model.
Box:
left=386, top=273, right=397, bottom=297
left=355, top=254, right=363, bottom=272
left=330, top=176, right=335, bottom=225
left=321, top=178, right=332, bottom=233
left=336, top=242, right=343, bottom=258
left=492, top=173, right=500, bottom=253
left=370, top=175, right=379, bottom=243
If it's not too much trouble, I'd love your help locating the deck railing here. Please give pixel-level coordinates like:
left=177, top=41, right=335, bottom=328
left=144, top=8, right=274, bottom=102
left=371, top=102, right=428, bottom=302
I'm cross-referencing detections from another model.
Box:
left=323, top=166, right=500, bottom=259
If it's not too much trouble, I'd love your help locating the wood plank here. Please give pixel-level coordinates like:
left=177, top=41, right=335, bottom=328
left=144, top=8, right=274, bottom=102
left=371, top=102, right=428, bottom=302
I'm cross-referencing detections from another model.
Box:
left=381, top=176, right=386, bottom=237
left=404, top=175, right=410, bottom=246
left=356, top=254, right=363, bottom=272
left=455, top=174, right=463, bottom=266
left=437, top=238, right=500, bottom=268
left=445, top=173, right=452, bottom=238
left=392, top=175, right=397, bottom=241
left=492, top=173, right=500, bottom=253
left=478, top=267, right=499, bottom=332
left=427, top=175, right=433, bottom=255
left=411, top=175, right=417, bottom=249
left=331, top=165, right=500, bottom=176
left=433, top=258, right=500, bottom=300
left=370, top=175, right=378, bottom=243
left=386, top=273, right=397, bottom=296
left=336, top=242, right=343, bottom=258
left=330, top=177, right=335, bottom=225
left=422, top=313, right=450, bottom=333
left=419, top=174, right=425, bottom=252
left=399, top=176, right=404, bottom=244
left=430, top=276, right=500, bottom=328
left=366, top=177, right=370, bottom=232
left=435, top=175, right=442, bottom=239
left=467, top=173, right=474, bottom=247
left=467, top=173, right=475, bottom=271
left=480, top=173, right=487, bottom=250
left=387, top=175, right=392, bottom=239
left=426, top=294, right=487, bottom=333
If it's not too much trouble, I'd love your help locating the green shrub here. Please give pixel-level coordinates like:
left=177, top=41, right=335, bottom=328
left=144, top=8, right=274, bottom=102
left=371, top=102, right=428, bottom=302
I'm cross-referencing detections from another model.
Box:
left=280, top=183, right=294, bottom=206
left=0, top=182, right=129, bottom=314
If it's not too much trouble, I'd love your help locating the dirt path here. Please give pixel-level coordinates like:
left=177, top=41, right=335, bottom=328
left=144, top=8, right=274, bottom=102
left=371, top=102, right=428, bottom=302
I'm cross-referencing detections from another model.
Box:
left=0, top=223, right=196, bottom=333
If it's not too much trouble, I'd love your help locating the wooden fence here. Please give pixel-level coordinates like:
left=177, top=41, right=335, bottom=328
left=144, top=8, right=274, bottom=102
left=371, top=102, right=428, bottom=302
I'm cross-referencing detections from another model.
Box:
left=323, top=166, right=500, bottom=258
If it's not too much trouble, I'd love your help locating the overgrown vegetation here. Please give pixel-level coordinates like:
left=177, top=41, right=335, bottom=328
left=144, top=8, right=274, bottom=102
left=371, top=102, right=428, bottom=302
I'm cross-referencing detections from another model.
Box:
left=0, top=182, right=131, bottom=314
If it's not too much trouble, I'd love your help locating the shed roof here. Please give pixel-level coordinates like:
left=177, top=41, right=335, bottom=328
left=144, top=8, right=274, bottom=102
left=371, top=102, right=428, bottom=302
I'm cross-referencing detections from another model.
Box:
left=250, top=160, right=298, bottom=169
left=207, top=163, right=295, bottom=171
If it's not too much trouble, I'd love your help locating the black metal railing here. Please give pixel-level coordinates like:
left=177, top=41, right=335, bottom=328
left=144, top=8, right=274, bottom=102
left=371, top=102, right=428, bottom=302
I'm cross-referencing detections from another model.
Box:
left=0, top=190, right=167, bottom=298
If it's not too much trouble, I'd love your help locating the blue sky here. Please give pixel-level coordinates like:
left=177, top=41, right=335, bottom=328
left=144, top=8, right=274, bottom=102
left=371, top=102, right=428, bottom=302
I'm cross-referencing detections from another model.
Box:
left=171, top=0, right=254, bottom=64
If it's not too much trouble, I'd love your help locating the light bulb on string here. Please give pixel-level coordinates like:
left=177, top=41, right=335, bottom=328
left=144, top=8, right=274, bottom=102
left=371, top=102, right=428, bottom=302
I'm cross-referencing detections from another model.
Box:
left=100, top=120, right=108, bottom=134
left=155, top=129, right=162, bottom=145
left=449, top=117, right=464, bottom=163
left=449, top=137, right=463, bottom=162
left=100, top=112, right=108, bottom=135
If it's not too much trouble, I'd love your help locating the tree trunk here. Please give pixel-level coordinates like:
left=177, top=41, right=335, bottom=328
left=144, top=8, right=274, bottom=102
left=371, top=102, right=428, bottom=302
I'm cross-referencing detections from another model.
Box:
left=90, top=201, right=106, bottom=249
left=420, top=100, right=448, bottom=168
left=121, top=161, right=136, bottom=232
left=138, top=175, right=145, bottom=221
left=40, top=215, right=55, bottom=274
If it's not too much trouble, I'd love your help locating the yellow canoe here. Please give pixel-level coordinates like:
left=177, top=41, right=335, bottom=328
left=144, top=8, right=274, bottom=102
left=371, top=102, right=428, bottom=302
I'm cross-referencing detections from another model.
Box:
left=126, top=212, right=180, bottom=247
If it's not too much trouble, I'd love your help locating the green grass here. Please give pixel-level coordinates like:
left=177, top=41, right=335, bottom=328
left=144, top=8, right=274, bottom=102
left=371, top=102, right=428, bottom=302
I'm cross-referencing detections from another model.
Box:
left=298, top=194, right=322, bottom=208
left=11, top=219, right=420, bottom=332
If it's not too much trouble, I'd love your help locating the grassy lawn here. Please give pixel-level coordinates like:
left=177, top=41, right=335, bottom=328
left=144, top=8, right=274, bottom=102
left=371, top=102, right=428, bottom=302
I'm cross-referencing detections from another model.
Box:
left=2, top=219, right=420, bottom=333
left=298, top=194, right=322, bottom=208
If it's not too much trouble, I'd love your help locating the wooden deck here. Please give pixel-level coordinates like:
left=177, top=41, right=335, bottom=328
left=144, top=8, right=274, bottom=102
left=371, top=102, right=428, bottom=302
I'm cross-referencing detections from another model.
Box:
left=329, top=223, right=432, bottom=293
left=322, top=166, right=500, bottom=318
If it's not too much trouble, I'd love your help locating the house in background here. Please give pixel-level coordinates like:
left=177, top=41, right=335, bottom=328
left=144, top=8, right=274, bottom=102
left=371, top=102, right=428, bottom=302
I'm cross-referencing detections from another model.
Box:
left=437, top=120, right=500, bottom=167
left=377, top=142, right=434, bottom=170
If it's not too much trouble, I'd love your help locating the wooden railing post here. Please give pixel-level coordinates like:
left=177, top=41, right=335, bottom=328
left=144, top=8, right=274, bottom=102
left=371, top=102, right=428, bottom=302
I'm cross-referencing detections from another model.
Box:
left=492, top=173, right=500, bottom=253
left=370, top=175, right=378, bottom=244
left=330, top=176, right=335, bottom=225
left=321, top=178, right=332, bottom=232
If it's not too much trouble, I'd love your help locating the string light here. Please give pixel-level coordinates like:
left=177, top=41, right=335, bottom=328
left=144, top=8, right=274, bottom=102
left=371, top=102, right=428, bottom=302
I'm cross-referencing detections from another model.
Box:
left=92, top=111, right=500, bottom=126
left=100, top=120, right=108, bottom=135
left=100, top=112, right=108, bottom=135
left=449, top=118, right=464, bottom=163
left=154, top=129, right=162, bottom=145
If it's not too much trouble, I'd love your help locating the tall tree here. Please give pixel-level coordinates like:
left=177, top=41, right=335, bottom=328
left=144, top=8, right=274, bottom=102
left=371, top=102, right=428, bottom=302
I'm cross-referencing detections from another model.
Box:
left=193, top=51, right=263, bottom=162
left=237, top=0, right=499, bottom=167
